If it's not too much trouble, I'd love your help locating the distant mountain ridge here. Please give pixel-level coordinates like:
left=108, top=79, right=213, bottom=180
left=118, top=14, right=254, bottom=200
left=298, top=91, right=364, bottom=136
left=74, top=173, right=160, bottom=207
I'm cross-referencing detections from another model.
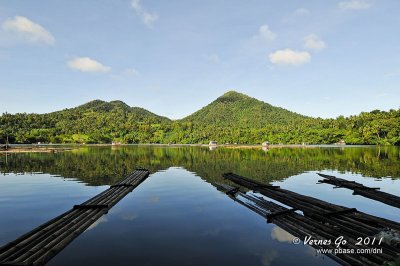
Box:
left=51, top=90, right=309, bottom=128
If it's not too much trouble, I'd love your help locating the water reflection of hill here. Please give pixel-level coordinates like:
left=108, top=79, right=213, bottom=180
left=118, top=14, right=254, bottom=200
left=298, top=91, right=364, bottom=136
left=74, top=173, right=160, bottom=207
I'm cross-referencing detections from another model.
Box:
left=0, top=146, right=399, bottom=186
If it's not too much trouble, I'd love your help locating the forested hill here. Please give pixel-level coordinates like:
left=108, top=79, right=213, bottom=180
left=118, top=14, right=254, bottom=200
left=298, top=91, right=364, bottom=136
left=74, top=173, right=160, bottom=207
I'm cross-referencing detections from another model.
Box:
left=0, top=99, right=170, bottom=144
left=54, top=99, right=170, bottom=123
left=0, top=91, right=399, bottom=145
left=181, top=91, right=310, bottom=127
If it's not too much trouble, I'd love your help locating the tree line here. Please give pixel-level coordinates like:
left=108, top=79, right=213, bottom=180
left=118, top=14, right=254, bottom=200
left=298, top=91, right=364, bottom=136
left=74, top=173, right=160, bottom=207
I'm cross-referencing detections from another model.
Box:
left=0, top=108, right=399, bottom=145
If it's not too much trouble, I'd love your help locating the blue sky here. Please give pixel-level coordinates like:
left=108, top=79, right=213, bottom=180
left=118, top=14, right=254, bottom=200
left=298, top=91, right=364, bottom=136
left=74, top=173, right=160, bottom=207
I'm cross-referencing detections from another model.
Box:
left=0, top=0, right=399, bottom=119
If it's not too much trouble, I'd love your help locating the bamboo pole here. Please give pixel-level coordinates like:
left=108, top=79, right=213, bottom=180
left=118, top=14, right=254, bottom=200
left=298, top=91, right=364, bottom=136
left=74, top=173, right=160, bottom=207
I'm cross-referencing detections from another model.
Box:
left=224, top=173, right=400, bottom=230
left=318, top=173, right=400, bottom=209
left=217, top=182, right=398, bottom=266
left=0, top=169, right=150, bottom=265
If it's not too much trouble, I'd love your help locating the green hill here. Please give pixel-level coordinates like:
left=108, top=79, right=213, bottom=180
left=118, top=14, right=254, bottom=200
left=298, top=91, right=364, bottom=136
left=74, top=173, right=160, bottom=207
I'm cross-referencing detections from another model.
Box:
left=0, top=91, right=399, bottom=145
left=181, top=91, right=310, bottom=127
left=71, top=99, right=131, bottom=112
left=60, top=100, right=170, bottom=122
left=0, top=100, right=170, bottom=144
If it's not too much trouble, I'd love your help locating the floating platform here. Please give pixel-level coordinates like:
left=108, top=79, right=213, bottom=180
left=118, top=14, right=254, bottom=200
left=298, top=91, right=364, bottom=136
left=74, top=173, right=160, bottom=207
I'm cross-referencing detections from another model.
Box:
left=222, top=172, right=400, bottom=266
left=317, top=173, right=400, bottom=209
left=0, top=169, right=150, bottom=266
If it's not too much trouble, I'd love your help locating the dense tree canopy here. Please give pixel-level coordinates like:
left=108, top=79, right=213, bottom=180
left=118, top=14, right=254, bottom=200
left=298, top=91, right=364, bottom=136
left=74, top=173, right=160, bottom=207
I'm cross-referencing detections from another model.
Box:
left=1, top=91, right=399, bottom=145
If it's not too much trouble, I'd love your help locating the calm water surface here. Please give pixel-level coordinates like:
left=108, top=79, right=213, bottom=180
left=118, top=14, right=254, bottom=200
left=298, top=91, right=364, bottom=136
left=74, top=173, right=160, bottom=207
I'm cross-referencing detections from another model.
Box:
left=0, top=146, right=399, bottom=265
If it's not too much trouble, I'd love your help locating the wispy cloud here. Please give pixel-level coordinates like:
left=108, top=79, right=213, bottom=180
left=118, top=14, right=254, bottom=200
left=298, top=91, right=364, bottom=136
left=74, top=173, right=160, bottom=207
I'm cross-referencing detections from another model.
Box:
left=282, top=8, right=310, bottom=23
left=384, top=69, right=400, bottom=78
left=121, top=213, right=138, bottom=221
left=204, top=53, right=221, bottom=64
left=147, top=196, right=160, bottom=203
left=111, top=68, right=140, bottom=79
left=269, top=49, right=311, bottom=66
left=271, top=226, right=295, bottom=243
left=122, top=68, right=140, bottom=76
left=86, top=216, right=108, bottom=231
left=258, top=24, right=276, bottom=41
left=304, top=34, right=326, bottom=52
left=377, top=92, right=389, bottom=97
left=67, top=57, right=110, bottom=73
left=339, top=0, right=371, bottom=10
left=2, top=16, right=55, bottom=45
left=294, top=8, right=310, bottom=16
left=131, top=0, right=158, bottom=28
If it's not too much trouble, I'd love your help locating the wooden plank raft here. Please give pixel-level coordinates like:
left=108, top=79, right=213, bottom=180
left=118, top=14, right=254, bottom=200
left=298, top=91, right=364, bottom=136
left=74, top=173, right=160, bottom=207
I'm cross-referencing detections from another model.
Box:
left=223, top=172, right=400, bottom=233
left=317, top=173, right=400, bottom=209
left=0, top=168, right=150, bottom=266
left=216, top=182, right=400, bottom=266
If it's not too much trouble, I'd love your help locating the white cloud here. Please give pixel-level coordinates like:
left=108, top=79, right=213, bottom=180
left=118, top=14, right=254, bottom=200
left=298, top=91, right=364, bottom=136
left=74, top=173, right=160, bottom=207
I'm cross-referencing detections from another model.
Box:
left=67, top=57, right=110, bottom=73
left=131, top=0, right=158, bottom=28
left=304, top=34, right=326, bottom=52
left=269, top=49, right=311, bottom=66
left=258, top=24, right=276, bottom=41
left=2, top=16, right=54, bottom=44
left=339, top=0, right=371, bottom=10
left=294, top=8, right=310, bottom=16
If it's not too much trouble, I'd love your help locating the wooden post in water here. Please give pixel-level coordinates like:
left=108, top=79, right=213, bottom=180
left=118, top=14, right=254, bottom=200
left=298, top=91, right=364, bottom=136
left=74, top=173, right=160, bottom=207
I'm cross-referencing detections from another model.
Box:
left=5, top=135, right=9, bottom=151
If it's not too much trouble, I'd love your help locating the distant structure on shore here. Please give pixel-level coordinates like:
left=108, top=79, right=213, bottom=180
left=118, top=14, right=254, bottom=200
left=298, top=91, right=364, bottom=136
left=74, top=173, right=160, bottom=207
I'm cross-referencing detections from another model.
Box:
left=1, top=136, right=10, bottom=151
left=209, top=141, right=217, bottom=146
left=112, top=141, right=121, bottom=146
left=335, top=140, right=346, bottom=145
left=262, top=141, right=270, bottom=147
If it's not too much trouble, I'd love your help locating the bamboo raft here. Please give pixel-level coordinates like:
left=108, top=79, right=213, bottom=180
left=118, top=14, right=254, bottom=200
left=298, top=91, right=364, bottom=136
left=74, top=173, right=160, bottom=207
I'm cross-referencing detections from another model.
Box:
left=222, top=172, right=400, bottom=265
left=0, top=169, right=150, bottom=266
left=317, top=173, right=400, bottom=209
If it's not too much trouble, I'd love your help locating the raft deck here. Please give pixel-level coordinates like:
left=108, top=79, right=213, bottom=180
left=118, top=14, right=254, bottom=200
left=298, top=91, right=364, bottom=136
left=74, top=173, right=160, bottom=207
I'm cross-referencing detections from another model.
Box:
left=222, top=172, right=400, bottom=265
left=317, top=173, right=400, bottom=209
left=0, top=169, right=150, bottom=266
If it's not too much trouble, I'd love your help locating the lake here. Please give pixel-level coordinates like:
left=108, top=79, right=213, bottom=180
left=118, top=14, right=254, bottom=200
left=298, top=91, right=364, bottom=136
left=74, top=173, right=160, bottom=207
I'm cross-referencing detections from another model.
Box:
left=0, top=145, right=399, bottom=265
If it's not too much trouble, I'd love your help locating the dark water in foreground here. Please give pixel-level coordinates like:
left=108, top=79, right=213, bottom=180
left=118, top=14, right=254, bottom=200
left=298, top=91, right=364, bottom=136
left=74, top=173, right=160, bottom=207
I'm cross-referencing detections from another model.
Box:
left=0, top=146, right=399, bottom=265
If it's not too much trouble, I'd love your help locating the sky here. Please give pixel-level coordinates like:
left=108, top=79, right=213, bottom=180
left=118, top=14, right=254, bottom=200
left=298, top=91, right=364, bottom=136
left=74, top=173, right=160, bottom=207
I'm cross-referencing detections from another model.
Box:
left=0, top=0, right=399, bottom=119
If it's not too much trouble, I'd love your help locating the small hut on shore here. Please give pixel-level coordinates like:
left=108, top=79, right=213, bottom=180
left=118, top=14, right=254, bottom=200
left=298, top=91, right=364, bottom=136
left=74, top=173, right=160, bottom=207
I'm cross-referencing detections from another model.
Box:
left=209, top=141, right=217, bottom=146
left=1, top=136, right=10, bottom=150
left=335, top=140, right=346, bottom=145
left=262, top=141, right=270, bottom=148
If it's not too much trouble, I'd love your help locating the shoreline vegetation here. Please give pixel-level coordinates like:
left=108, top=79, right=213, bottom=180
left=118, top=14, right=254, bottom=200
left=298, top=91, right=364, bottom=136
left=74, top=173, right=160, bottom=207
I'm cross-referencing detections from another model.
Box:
left=1, top=91, right=399, bottom=146
left=0, top=143, right=377, bottom=154
left=0, top=146, right=72, bottom=153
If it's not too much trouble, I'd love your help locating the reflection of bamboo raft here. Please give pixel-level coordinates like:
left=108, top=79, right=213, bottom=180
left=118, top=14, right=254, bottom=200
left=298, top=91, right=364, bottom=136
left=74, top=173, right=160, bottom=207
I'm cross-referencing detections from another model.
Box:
left=0, top=169, right=150, bottom=266
left=317, top=173, right=400, bottom=209
left=222, top=172, right=400, bottom=265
